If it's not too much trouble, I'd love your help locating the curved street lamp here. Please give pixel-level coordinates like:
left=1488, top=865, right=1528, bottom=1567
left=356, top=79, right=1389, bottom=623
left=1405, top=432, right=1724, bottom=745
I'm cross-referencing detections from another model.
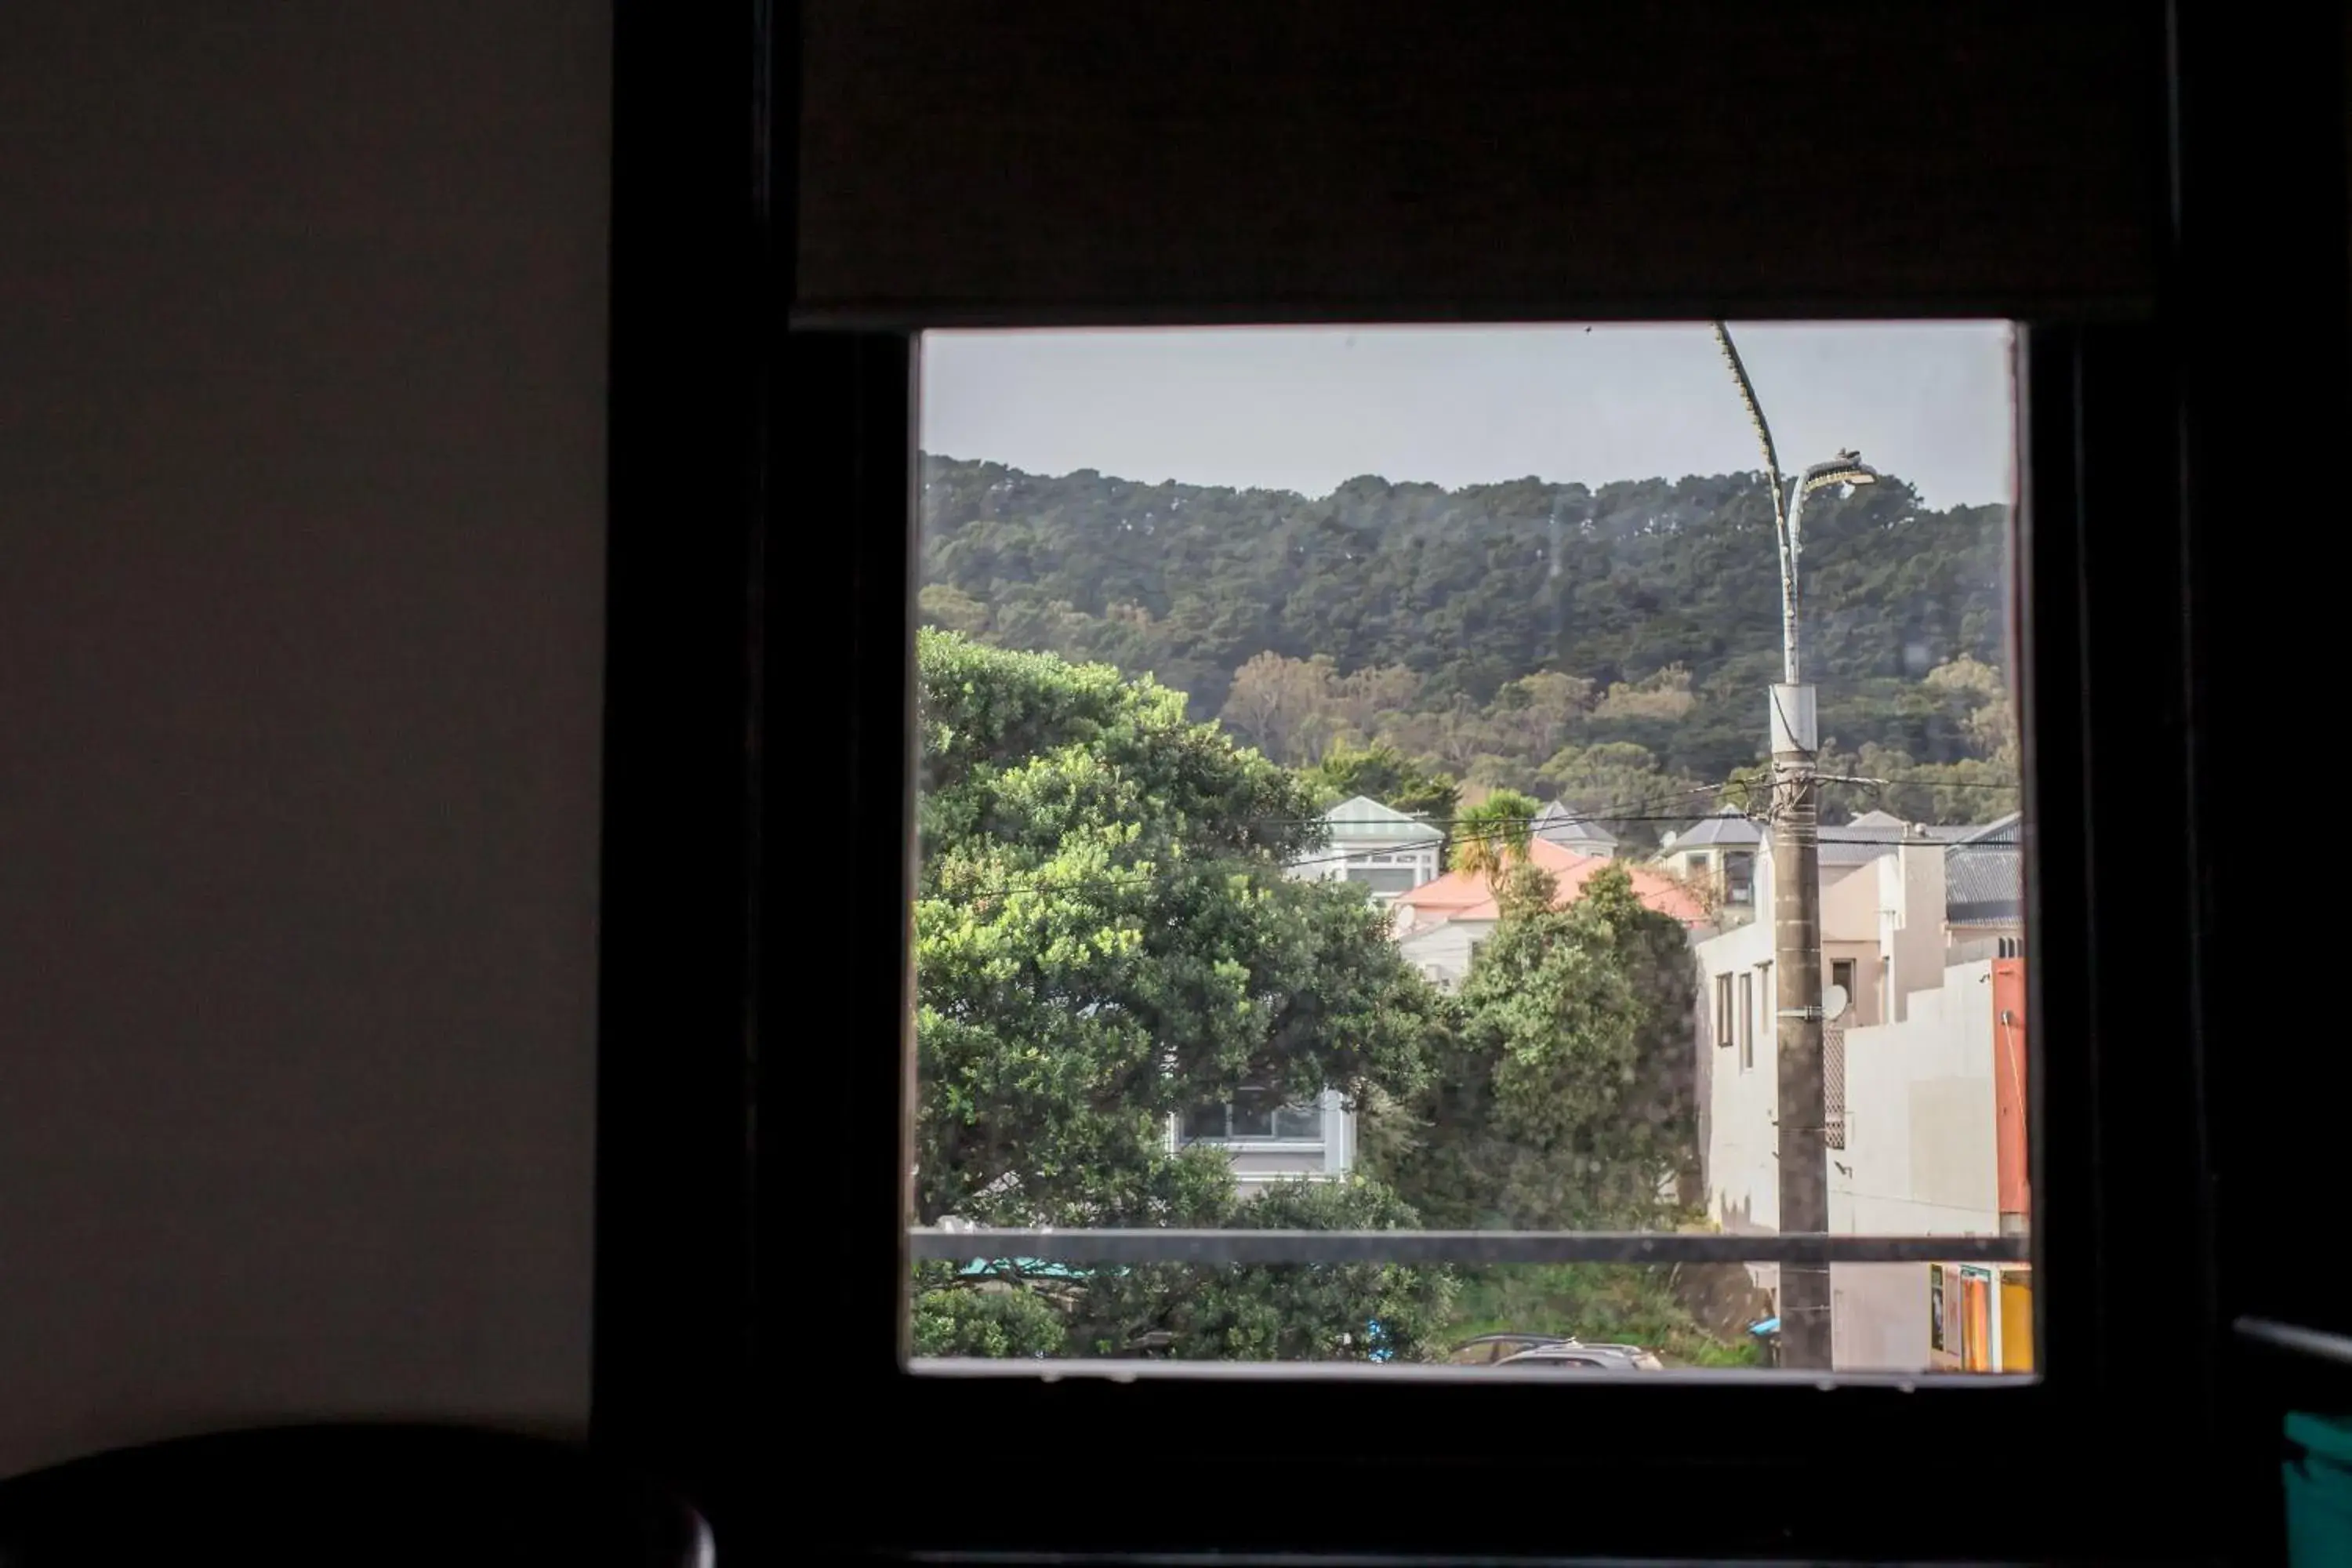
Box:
left=1708, top=323, right=1878, bottom=1372
left=1780, top=455, right=1878, bottom=686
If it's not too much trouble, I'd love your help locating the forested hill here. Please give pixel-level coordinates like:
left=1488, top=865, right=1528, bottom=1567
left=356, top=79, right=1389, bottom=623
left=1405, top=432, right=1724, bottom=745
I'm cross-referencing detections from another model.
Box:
left=917, top=454, right=2016, bottom=826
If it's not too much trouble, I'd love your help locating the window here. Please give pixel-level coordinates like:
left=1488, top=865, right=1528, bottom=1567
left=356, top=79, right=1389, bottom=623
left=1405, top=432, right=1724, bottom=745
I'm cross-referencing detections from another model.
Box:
left=1737, top=970, right=1754, bottom=1070
left=905, top=321, right=2031, bottom=1383
left=627, top=1, right=2264, bottom=1552
left=1824, top=1023, right=1847, bottom=1149
left=1831, top=959, right=1857, bottom=1016
left=1181, top=1089, right=1325, bottom=1143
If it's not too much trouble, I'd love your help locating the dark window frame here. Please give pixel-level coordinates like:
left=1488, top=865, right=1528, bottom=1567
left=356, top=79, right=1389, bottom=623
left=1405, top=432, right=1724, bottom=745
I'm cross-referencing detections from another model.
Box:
left=592, top=2, right=2351, bottom=1559
left=764, top=311, right=2183, bottom=1568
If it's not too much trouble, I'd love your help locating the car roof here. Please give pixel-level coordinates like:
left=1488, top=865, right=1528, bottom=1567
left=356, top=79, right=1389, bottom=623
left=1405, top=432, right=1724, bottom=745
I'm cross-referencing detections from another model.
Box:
left=1454, top=1332, right=1565, bottom=1346
left=1498, top=1344, right=1644, bottom=1366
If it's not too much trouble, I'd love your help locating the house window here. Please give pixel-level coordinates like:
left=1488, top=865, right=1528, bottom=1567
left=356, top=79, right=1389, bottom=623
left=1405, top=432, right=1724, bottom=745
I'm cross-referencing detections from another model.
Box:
left=1738, top=971, right=1754, bottom=1070
left=1723, top=851, right=1755, bottom=905
left=1182, top=1088, right=1324, bottom=1143
left=1343, top=865, right=1421, bottom=895
left=1831, top=959, right=1856, bottom=1016
left=1824, top=1023, right=1847, bottom=1149
left=1715, top=972, right=1736, bottom=1048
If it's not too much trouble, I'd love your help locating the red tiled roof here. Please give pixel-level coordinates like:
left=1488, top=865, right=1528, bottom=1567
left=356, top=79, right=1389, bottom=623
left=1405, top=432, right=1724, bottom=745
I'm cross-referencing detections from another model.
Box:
left=1393, top=837, right=1708, bottom=926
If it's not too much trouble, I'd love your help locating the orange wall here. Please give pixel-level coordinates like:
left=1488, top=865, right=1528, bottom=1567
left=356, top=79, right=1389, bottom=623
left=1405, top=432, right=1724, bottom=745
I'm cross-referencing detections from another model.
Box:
left=1992, top=960, right=2031, bottom=1222
left=2001, top=1273, right=2035, bottom=1371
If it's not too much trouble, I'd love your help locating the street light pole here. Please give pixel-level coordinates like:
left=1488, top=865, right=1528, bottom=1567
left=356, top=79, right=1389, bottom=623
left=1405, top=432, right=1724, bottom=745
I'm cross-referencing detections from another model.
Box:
left=1711, top=324, right=1875, bottom=1370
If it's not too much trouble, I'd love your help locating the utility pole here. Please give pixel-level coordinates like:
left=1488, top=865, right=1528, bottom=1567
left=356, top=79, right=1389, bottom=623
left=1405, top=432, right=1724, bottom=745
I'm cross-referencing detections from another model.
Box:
left=1711, top=324, right=1876, bottom=1370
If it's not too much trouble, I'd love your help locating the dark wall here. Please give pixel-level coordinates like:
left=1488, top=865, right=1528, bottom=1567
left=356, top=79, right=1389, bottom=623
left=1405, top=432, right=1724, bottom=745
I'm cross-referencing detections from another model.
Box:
left=0, top=5, right=610, bottom=1474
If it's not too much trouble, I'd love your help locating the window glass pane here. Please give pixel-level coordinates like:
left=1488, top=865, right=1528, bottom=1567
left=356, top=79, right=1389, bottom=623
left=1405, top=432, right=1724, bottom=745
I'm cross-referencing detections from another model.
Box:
left=1181, top=1103, right=1227, bottom=1142
left=1225, top=1091, right=1277, bottom=1139
left=910, top=322, right=2027, bottom=1376
left=1272, top=1102, right=1326, bottom=1140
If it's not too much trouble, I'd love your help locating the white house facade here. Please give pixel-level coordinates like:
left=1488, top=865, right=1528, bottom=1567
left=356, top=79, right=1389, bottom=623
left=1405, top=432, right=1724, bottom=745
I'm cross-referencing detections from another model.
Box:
left=1181, top=797, right=1444, bottom=1186
left=1693, top=813, right=2031, bottom=1370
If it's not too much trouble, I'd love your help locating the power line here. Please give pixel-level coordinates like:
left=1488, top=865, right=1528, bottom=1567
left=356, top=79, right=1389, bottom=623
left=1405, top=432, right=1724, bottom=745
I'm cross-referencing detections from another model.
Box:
left=928, top=784, right=1737, bottom=902
left=925, top=769, right=2017, bottom=902
left=928, top=815, right=2017, bottom=902
left=929, top=817, right=1578, bottom=902
left=1815, top=775, right=2020, bottom=792
left=1261, top=780, right=1740, bottom=828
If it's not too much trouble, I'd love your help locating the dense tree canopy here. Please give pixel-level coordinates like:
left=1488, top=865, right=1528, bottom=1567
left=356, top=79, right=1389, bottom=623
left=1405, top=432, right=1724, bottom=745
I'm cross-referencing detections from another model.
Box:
left=913, top=631, right=1454, bottom=1356
left=1372, top=863, right=1699, bottom=1232
left=919, top=456, right=2014, bottom=832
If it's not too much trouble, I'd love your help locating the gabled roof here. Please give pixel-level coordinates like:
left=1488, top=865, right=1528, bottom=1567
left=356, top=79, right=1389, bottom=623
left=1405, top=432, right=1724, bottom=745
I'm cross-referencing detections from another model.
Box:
left=1320, top=794, right=1443, bottom=846
left=1395, top=837, right=1709, bottom=927
left=1668, top=809, right=1762, bottom=848
left=1818, top=808, right=1985, bottom=866
left=1945, top=811, right=2023, bottom=925
left=1533, top=800, right=1618, bottom=851
left=1953, top=811, right=2023, bottom=844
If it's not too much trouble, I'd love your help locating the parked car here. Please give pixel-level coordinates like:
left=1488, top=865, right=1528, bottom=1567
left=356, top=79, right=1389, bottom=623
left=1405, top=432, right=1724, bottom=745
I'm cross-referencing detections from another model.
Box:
left=1449, top=1333, right=1664, bottom=1370
left=1445, top=1333, right=1566, bottom=1365
left=1494, top=1343, right=1663, bottom=1373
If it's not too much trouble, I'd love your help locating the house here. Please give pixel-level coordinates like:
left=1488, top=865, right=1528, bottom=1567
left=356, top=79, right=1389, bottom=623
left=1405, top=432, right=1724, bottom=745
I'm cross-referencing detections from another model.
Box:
left=1392, top=836, right=1709, bottom=989
left=1170, top=1086, right=1356, bottom=1189
left=1657, top=809, right=1762, bottom=916
left=1200, top=808, right=1697, bottom=1184
left=1181, top=795, right=1441, bottom=1188
left=1944, top=811, right=2024, bottom=959
left=1692, top=815, right=2032, bottom=1370
left=1831, top=957, right=2031, bottom=1370
left=1291, top=794, right=1443, bottom=903
left=1531, top=800, right=1618, bottom=858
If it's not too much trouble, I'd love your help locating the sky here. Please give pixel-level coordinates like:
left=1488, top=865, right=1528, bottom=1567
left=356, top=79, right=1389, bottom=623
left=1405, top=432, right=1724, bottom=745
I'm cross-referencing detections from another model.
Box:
left=920, top=323, right=2016, bottom=510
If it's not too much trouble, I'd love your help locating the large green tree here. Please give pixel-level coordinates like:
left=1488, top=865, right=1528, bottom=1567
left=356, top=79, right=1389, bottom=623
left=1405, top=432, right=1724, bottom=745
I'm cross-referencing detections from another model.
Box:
left=1374, top=862, right=1698, bottom=1231
left=1304, top=739, right=1460, bottom=819
left=914, top=631, right=1451, bottom=1356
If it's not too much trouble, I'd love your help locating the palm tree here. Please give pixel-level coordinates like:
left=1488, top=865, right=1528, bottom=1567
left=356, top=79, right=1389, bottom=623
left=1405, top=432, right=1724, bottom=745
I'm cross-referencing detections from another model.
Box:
left=1449, top=789, right=1539, bottom=885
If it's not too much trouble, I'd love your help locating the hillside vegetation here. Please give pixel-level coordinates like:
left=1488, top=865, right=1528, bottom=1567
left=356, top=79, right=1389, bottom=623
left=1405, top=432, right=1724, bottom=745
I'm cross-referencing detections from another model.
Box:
left=920, top=455, right=2016, bottom=832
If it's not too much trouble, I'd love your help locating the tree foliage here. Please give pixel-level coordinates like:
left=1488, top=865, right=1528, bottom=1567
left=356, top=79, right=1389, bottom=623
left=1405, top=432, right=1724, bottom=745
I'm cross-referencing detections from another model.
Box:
left=1373, top=863, right=1699, bottom=1232
left=913, top=631, right=1454, bottom=1354
left=1303, top=739, right=1460, bottom=819
left=1448, top=789, right=1539, bottom=882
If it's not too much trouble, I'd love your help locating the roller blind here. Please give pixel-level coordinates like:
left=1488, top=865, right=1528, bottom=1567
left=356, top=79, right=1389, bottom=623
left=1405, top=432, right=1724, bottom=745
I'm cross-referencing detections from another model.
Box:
left=797, top=1, right=2161, bottom=325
